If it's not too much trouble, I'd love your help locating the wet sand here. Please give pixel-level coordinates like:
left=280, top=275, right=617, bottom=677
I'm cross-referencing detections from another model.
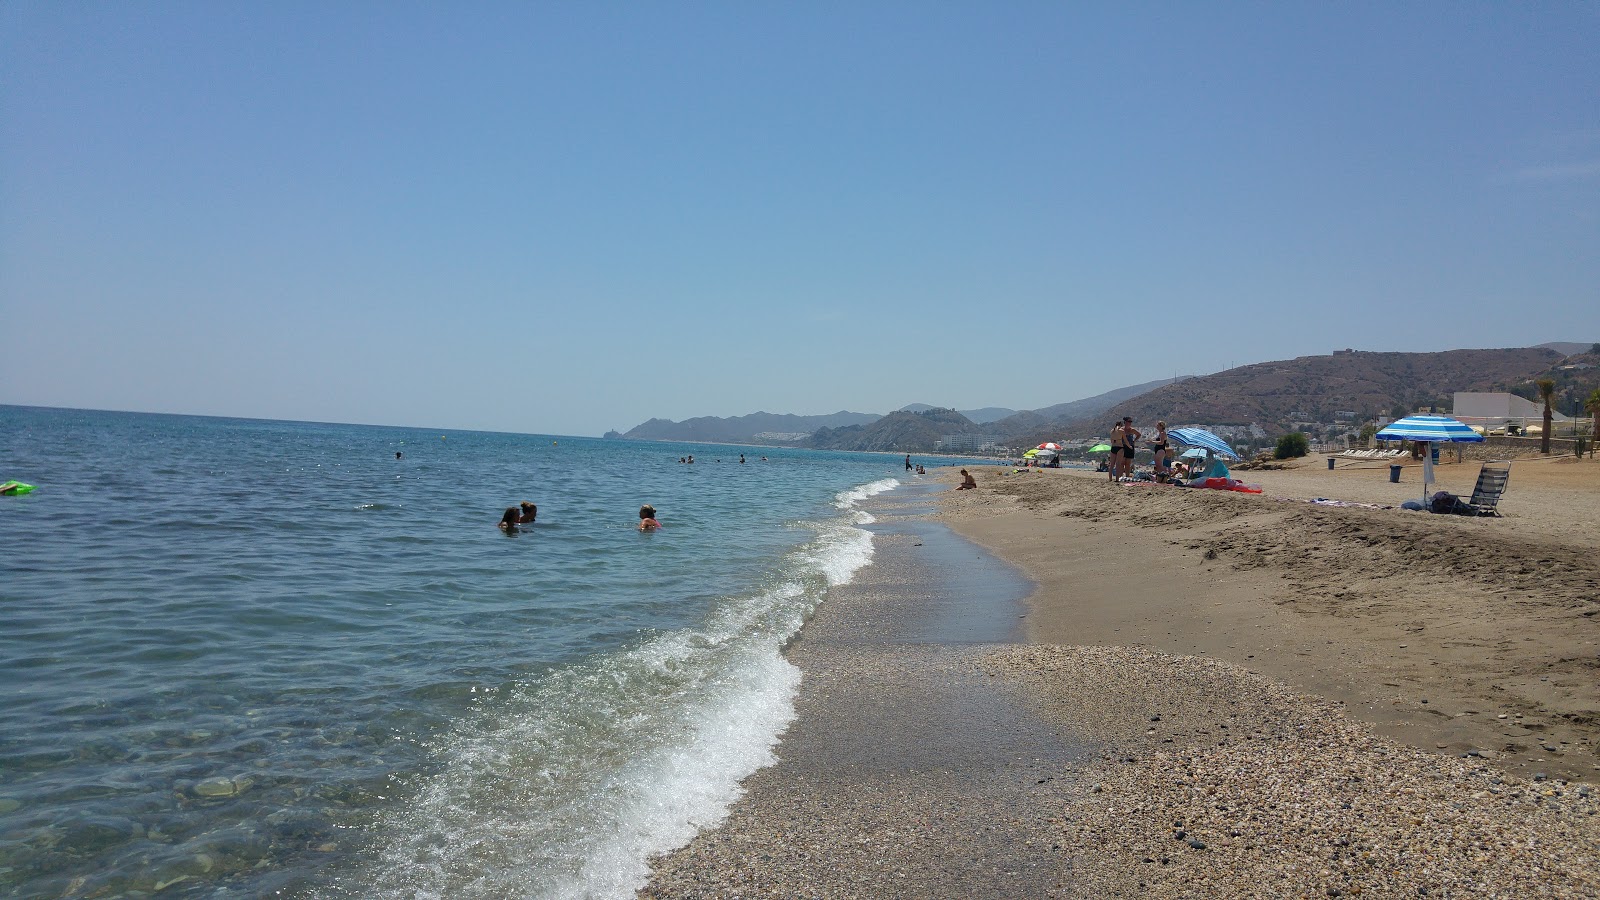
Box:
left=642, top=461, right=1600, bottom=897
left=643, top=481, right=1092, bottom=897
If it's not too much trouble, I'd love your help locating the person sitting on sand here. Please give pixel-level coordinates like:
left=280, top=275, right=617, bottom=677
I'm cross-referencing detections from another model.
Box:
left=518, top=501, right=537, bottom=524
left=638, top=504, right=662, bottom=530
left=956, top=469, right=977, bottom=490
left=498, top=507, right=520, bottom=532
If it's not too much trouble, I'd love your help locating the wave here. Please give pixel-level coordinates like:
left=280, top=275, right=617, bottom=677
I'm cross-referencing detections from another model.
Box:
left=329, top=479, right=894, bottom=899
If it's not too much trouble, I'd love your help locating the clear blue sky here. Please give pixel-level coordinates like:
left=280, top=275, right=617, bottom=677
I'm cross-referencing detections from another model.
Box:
left=4, top=2, right=1597, bottom=436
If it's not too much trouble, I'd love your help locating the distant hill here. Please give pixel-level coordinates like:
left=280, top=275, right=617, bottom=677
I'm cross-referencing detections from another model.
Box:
left=609, top=345, right=1595, bottom=447
left=620, top=410, right=879, bottom=443
left=1522, top=347, right=1600, bottom=417
left=986, top=377, right=1190, bottom=437
left=1050, top=347, right=1568, bottom=438
left=1537, top=341, right=1598, bottom=357
left=809, top=408, right=981, bottom=452
left=899, top=403, right=1017, bottom=424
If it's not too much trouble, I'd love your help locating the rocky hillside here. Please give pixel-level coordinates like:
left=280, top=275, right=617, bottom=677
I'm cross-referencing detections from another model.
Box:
left=619, top=410, right=878, bottom=443
left=987, top=377, right=1188, bottom=436
left=808, top=408, right=982, bottom=452
left=1047, top=347, right=1571, bottom=439
left=1519, top=347, right=1600, bottom=417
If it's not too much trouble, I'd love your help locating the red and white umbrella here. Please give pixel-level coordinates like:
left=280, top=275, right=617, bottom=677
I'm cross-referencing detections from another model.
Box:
left=1036, top=442, right=1061, bottom=451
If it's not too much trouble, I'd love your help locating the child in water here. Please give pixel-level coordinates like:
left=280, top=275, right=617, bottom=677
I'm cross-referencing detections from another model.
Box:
left=638, top=504, right=661, bottom=531
left=498, top=507, right=520, bottom=532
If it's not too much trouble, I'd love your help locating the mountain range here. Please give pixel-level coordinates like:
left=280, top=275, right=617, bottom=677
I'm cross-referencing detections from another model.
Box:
left=608, top=343, right=1599, bottom=451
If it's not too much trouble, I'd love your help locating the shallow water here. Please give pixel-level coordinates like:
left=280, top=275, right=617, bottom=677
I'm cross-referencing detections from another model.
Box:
left=0, top=406, right=1002, bottom=898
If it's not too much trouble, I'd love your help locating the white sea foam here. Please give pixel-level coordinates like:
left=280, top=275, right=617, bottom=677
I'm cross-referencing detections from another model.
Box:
left=338, top=483, right=891, bottom=899
left=833, top=476, right=900, bottom=510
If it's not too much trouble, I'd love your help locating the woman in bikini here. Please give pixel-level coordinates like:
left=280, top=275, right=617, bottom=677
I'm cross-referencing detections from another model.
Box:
left=1117, top=417, right=1141, bottom=479
left=1149, top=421, right=1170, bottom=480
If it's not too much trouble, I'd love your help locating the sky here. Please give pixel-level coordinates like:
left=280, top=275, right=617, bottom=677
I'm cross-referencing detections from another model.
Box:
left=3, top=2, right=1597, bottom=437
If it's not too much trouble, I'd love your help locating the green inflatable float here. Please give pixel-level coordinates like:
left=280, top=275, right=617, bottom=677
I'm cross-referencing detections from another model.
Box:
left=1, top=481, right=36, bottom=495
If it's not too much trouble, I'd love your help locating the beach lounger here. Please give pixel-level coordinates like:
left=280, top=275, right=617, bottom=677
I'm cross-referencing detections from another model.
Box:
left=1467, top=461, right=1511, bottom=517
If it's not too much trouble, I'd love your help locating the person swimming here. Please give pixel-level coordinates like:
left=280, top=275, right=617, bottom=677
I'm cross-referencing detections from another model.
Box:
left=498, top=507, right=520, bottom=532
left=638, top=504, right=661, bottom=531
left=518, top=501, right=537, bottom=524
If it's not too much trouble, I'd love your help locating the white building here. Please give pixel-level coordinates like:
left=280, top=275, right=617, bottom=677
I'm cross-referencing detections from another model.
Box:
left=1452, top=392, right=1573, bottom=428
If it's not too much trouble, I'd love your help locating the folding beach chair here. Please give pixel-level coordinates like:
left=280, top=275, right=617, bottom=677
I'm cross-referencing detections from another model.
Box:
left=1467, top=461, right=1511, bottom=517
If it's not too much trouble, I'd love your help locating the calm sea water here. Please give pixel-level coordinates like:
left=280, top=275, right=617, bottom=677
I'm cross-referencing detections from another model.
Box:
left=0, top=406, right=986, bottom=898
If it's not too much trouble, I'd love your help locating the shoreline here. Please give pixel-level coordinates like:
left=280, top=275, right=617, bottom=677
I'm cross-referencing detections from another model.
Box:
left=641, top=464, right=1600, bottom=897
left=643, top=480, right=1092, bottom=896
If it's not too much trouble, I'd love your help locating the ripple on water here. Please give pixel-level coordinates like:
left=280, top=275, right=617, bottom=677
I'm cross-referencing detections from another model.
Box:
left=0, top=410, right=931, bottom=896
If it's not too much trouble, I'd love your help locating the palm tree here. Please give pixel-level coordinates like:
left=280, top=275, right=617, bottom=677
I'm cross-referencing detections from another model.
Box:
left=1586, top=388, right=1600, bottom=458
left=1537, top=379, right=1556, bottom=455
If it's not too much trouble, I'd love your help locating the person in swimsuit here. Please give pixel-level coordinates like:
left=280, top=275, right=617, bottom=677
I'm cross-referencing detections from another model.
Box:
left=1149, top=421, right=1170, bottom=480
left=498, top=507, right=520, bottom=532
left=956, top=469, right=977, bottom=490
left=1119, top=417, right=1142, bottom=479
left=518, top=501, right=537, bottom=524
left=1107, top=422, right=1124, bottom=481
left=638, top=504, right=662, bottom=531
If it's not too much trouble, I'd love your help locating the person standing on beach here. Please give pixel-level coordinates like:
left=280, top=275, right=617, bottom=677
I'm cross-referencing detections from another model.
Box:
left=1149, top=421, right=1170, bottom=480
left=1108, top=422, right=1124, bottom=481
left=905, top=454, right=912, bottom=471
left=1118, top=417, right=1142, bottom=479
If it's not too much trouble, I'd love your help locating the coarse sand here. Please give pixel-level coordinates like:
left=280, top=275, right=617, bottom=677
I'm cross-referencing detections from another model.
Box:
left=642, top=456, right=1600, bottom=897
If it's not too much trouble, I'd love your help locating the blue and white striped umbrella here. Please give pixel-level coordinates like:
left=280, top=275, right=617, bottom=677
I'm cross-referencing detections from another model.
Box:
left=1375, top=415, right=1484, bottom=443
left=1168, top=427, right=1241, bottom=459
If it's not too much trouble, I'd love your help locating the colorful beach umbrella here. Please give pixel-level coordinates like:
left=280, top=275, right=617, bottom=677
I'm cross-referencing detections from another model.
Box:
left=1375, top=415, right=1484, bottom=443
left=1036, top=442, right=1061, bottom=451
left=1088, top=443, right=1113, bottom=453
left=1168, top=427, right=1240, bottom=460
left=1376, top=415, right=1484, bottom=502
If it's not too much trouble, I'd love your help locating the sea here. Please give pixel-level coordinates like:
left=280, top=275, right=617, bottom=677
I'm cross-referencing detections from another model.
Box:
left=0, top=406, right=996, bottom=899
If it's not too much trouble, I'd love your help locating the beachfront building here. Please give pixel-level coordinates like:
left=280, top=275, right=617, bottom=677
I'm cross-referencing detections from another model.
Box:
left=935, top=434, right=1001, bottom=453
left=752, top=432, right=811, bottom=443
left=1452, top=392, right=1574, bottom=432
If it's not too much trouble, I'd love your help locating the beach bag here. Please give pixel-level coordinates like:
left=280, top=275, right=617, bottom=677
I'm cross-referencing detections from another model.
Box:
left=1429, top=491, right=1473, bottom=516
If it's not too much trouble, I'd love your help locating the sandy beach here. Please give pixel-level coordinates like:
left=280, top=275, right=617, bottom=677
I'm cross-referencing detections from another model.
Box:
left=643, top=456, right=1600, bottom=897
